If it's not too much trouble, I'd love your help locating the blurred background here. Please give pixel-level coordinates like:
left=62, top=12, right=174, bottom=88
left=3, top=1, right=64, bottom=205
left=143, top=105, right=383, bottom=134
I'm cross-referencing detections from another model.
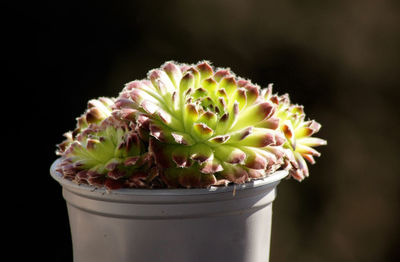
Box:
left=6, top=0, right=399, bottom=261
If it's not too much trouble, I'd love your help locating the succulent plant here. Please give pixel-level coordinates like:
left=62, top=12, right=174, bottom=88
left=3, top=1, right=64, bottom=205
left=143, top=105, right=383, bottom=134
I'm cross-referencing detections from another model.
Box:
left=114, top=61, right=290, bottom=188
left=56, top=98, right=156, bottom=190
left=56, top=97, right=115, bottom=155
left=264, top=89, right=327, bottom=181
left=56, top=61, right=327, bottom=190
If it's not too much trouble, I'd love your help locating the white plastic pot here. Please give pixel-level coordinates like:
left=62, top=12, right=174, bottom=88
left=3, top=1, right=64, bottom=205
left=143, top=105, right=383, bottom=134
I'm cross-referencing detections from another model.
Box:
left=50, top=159, right=288, bottom=262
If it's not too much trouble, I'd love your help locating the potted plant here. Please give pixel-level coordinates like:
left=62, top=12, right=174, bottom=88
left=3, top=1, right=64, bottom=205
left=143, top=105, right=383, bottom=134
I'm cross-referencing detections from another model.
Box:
left=51, top=61, right=326, bottom=262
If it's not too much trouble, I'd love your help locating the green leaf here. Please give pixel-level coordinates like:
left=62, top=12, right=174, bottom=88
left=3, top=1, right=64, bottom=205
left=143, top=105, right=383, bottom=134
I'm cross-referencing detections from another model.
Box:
left=219, top=76, right=237, bottom=99
left=193, top=123, right=214, bottom=140
left=189, top=143, right=213, bottom=163
left=162, top=62, right=182, bottom=88
left=214, top=145, right=246, bottom=164
left=183, top=103, right=199, bottom=132
left=231, top=102, right=275, bottom=131
left=198, top=111, right=217, bottom=130
left=171, top=146, right=190, bottom=167
left=196, top=62, right=214, bottom=81
left=219, top=163, right=248, bottom=184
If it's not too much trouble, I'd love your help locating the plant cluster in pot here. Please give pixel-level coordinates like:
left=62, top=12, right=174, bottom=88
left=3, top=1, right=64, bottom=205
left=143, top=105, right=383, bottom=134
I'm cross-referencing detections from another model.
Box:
left=51, top=61, right=327, bottom=262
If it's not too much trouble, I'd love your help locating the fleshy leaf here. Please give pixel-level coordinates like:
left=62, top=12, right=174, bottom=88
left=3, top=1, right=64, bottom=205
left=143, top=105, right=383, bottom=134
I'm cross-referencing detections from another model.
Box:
left=189, top=143, right=213, bottom=163
left=232, top=129, right=276, bottom=147
left=219, top=76, right=237, bottom=98
left=162, top=62, right=182, bottom=88
left=219, top=164, right=248, bottom=184
left=198, top=111, right=218, bottom=129
left=171, top=146, right=190, bottom=167
left=214, top=145, right=246, bottom=164
left=232, top=102, right=275, bottom=131
left=196, top=62, right=214, bottom=80
left=193, top=123, right=214, bottom=139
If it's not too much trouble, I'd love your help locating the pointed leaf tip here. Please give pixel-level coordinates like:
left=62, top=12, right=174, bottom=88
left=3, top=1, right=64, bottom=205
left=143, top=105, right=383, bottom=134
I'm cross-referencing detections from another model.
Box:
left=209, top=135, right=230, bottom=144
left=190, top=143, right=213, bottom=163
left=193, top=123, right=214, bottom=138
left=196, top=62, right=213, bottom=80
left=213, top=69, right=232, bottom=82
left=171, top=132, right=194, bottom=145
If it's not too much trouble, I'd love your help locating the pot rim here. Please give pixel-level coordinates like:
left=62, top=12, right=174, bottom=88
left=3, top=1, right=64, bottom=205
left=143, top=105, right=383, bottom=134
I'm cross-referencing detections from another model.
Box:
left=50, top=158, right=289, bottom=196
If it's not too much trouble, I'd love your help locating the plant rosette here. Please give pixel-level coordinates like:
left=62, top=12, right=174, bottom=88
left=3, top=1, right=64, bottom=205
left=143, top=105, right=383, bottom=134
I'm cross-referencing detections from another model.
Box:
left=51, top=61, right=326, bottom=262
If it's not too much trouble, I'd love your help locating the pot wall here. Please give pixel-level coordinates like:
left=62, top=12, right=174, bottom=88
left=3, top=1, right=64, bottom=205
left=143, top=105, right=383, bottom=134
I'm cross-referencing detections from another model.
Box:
left=51, top=160, right=288, bottom=262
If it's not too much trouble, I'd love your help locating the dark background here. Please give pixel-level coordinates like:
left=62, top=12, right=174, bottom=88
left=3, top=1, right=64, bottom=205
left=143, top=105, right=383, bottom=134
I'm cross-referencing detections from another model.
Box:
left=6, top=0, right=399, bottom=261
